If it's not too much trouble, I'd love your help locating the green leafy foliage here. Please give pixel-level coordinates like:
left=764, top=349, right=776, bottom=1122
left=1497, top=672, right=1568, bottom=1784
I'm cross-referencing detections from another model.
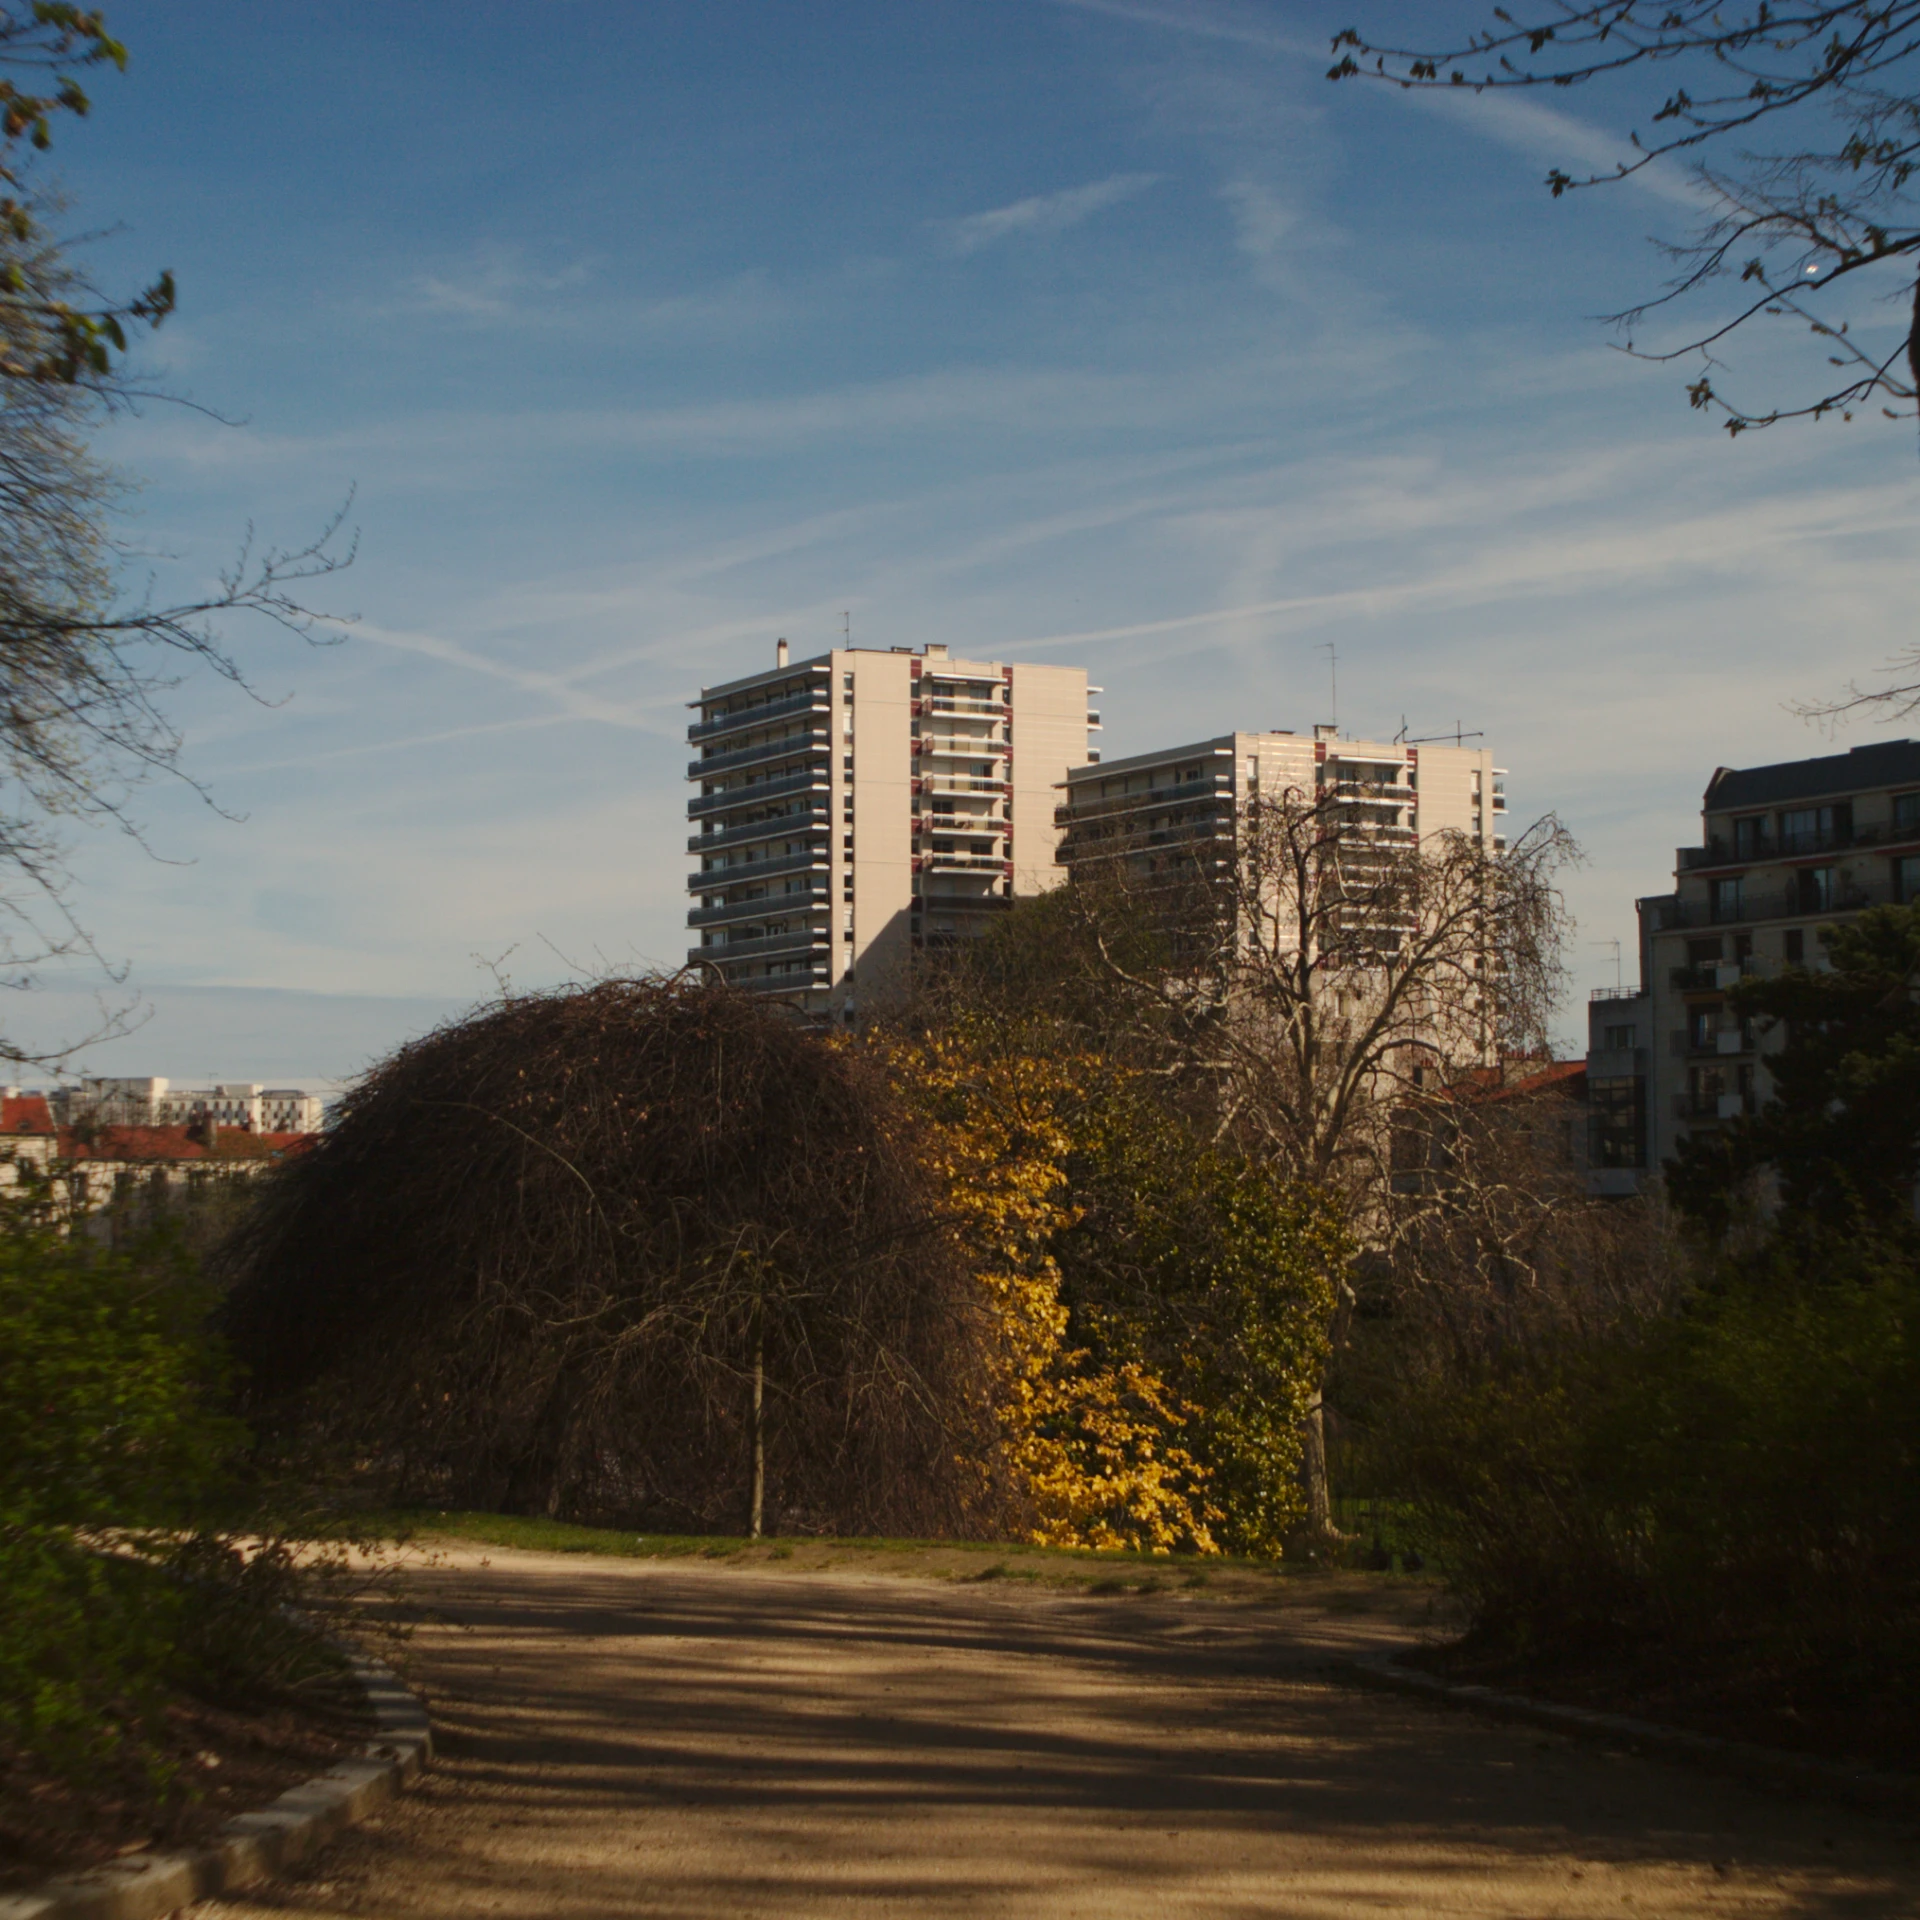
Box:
left=1378, top=1235, right=1920, bottom=1756
left=1054, top=1087, right=1343, bottom=1556
left=0, top=1225, right=240, bottom=1775
left=0, top=5, right=174, bottom=386
left=1668, top=903, right=1920, bottom=1235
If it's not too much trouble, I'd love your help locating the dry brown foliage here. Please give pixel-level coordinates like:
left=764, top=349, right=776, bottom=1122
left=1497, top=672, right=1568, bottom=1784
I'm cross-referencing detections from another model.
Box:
left=217, top=977, right=998, bottom=1536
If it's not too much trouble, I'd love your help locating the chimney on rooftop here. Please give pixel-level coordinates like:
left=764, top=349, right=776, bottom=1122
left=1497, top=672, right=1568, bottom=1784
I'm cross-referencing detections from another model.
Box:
left=776, top=637, right=788, bottom=667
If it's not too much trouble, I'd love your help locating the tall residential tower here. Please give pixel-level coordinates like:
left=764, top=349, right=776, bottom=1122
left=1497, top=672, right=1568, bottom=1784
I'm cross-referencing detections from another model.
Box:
left=688, top=641, right=1097, bottom=1014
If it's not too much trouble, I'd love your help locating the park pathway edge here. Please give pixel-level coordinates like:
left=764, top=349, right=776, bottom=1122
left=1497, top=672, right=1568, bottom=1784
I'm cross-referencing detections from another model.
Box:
left=0, top=1654, right=432, bottom=1920
left=1335, top=1652, right=1919, bottom=1819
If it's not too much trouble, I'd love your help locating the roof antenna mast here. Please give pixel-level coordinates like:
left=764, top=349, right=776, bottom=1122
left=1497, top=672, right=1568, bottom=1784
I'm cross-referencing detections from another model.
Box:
left=1316, top=641, right=1337, bottom=732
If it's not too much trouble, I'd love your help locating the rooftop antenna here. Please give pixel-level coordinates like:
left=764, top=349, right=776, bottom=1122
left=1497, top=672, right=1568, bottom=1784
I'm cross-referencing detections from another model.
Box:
left=842, top=610, right=851, bottom=648
left=1315, top=641, right=1337, bottom=732
left=1591, top=938, right=1623, bottom=992
left=1393, top=714, right=1408, bottom=745
left=1404, top=725, right=1486, bottom=745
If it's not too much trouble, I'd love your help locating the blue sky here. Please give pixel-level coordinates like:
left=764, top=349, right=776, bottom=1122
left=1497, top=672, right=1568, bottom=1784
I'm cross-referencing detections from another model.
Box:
left=13, top=0, right=1918, bottom=1079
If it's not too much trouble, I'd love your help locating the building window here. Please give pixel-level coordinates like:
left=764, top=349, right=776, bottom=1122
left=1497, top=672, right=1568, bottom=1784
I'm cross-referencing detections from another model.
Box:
left=1780, top=803, right=1851, bottom=855
left=1690, top=1006, right=1719, bottom=1051
left=1710, top=877, right=1743, bottom=923
left=1589, top=1075, right=1651, bottom=1159
left=1687, top=1063, right=1727, bottom=1115
left=1896, top=854, right=1920, bottom=903
left=1895, top=792, right=1920, bottom=834
left=1783, top=927, right=1805, bottom=964
left=1797, top=865, right=1836, bottom=913
left=1603, top=1024, right=1637, bottom=1051
left=1687, top=936, right=1722, bottom=966
left=1732, top=814, right=1768, bottom=858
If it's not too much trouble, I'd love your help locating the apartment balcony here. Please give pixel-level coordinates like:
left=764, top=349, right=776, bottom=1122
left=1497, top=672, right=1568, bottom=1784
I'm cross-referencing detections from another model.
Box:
left=1086, top=711, right=1102, bottom=729
left=919, top=775, right=1008, bottom=796
left=1673, top=1090, right=1757, bottom=1122
left=686, top=925, right=828, bottom=965
left=1670, top=1028, right=1752, bottom=1059
left=686, top=811, right=828, bottom=857
left=734, top=969, right=831, bottom=995
left=1664, top=879, right=1886, bottom=929
left=1590, top=985, right=1643, bottom=1004
left=1057, top=776, right=1233, bottom=825
left=686, top=730, right=829, bottom=781
left=687, top=848, right=828, bottom=894
left=917, top=851, right=1010, bottom=874
left=687, top=684, right=830, bottom=745
left=1669, top=958, right=1764, bottom=993
left=917, top=735, right=1007, bottom=758
left=687, top=767, right=831, bottom=819
left=917, top=695, right=1003, bottom=717
left=687, top=887, right=827, bottom=930
left=1677, top=821, right=1920, bottom=872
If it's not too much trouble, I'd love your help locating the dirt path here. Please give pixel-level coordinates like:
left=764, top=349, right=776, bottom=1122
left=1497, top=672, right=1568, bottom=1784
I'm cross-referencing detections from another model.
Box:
left=197, top=1546, right=1918, bottom=1918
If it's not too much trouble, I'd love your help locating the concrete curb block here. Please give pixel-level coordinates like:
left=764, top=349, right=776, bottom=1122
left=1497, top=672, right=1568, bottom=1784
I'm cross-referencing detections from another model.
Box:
left=1334, top=1652, right=1920, bottom=1819
left=0, top=1654, right=432, bottom=1920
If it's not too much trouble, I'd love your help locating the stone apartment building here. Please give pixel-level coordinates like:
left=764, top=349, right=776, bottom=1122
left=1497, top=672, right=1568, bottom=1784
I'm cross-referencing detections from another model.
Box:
left=1585, top=738, right=1920, bottom=1195
left=1055, top=723, right=1507, bottom=873
left=51, top=1078, right=327, bottom=1134
left=687, top=639, right=1098, bottom=1015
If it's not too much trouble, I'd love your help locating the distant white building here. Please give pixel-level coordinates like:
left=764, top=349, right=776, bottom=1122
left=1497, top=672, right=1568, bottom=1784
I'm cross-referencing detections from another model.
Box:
left=50, top=1077, right=326, bottom=1134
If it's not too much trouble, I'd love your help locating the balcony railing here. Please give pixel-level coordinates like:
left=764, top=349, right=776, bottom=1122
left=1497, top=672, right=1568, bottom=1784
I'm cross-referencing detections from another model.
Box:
left=920, top=696, right=1002, bottom=717
left=1058, top=776, right=1232, bottom=824
left=1664, top=880, right=1887, bottom=928
left=1589, top=985, right=1642, bottom=1003
left=686, top=811, right=827, bottom=856
left=1678, top=819, right=1920, bottom=871
left=687, top=768, right=831, bottom=818
left=688, top=684, right=829, bottom=744
left=686, top=925, right=828, bottom=964
left=687, top=887, right=827, bottom=929
left=920, top=775, right=1008, bottom=796
left=918, top=852, right=1009, bottom=873
left=734, top=969, right=830, bottom=995
left=687, top=849, right=828, bottom=895
left=1673, top=1089, right=1757, bottom=1121
left=687, top=730, right=828, bottom=781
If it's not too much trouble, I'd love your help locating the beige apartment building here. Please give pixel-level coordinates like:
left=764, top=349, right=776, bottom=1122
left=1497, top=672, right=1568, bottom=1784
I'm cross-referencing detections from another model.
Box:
left=687, top=640, right=1097, bottom=1013
left=1056, top=722, right=1506, bottom=872
left=1585, top=738, right=1920, bottom=1195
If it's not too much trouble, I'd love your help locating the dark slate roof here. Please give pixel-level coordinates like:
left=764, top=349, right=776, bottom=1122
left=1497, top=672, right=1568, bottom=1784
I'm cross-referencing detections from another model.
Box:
left=1705, top=740, right=1920, bottom=813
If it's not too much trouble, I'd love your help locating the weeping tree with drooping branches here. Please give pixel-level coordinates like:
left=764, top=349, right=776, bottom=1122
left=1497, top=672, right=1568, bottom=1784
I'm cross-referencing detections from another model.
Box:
left=218, top=976, right=1001, bottom=1537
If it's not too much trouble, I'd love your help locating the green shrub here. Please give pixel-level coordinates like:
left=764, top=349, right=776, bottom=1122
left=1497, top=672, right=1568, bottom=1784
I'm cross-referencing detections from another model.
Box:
left=0, top=1225, right=250, bottom=1779
left=1379, top=1236, right=1920, bottom=1726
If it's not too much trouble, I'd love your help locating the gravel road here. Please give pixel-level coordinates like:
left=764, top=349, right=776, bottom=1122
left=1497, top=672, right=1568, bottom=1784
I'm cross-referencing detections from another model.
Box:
left=196, top=1546, right=1919, bottom=1918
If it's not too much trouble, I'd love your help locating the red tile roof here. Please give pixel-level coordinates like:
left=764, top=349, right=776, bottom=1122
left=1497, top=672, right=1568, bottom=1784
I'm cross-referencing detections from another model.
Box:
left=60, top=1125, right=317, bottom=1164
left=0, top=1094, right=54, bottom=1135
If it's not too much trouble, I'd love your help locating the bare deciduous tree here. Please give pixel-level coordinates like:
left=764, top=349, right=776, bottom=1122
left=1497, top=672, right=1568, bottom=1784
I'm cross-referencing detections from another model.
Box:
left=0, top=19, right=353, bottom=1065
left=1056, top=783, right=1580, bottom=1537
left=1331, top=5, right=1920, bottom=437
left=1067, top=784, right=1578, bottom=1208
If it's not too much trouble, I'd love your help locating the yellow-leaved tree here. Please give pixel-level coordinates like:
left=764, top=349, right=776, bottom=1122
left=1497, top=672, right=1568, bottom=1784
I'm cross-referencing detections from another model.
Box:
left=887, top=1034, right=1217, bottom=1553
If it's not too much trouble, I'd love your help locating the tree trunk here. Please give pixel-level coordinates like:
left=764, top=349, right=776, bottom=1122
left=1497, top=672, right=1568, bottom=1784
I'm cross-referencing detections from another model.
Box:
left=1302, top=1384, right=1333, bottom=1538
left=749, top=1331, right=766, bottom=1540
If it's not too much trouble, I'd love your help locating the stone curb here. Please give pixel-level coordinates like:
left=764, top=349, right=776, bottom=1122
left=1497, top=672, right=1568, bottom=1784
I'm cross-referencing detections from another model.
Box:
left=1334, top=1652, right=1920, bottom=1820
left=0, top=1654, right=432, bottom=1920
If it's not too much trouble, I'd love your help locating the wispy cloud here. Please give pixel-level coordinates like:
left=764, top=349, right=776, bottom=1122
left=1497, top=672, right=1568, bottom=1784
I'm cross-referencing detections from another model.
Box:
left=942, top=173, right=1162, bottom=253
left=409, top=243, right=595, bottom=320
left=1048, top=0, right=1313, bottom=58
left=1409, top=88, right=1718, bottom=217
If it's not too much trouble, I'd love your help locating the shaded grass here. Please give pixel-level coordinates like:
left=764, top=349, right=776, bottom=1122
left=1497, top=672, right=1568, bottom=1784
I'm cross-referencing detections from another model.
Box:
left=372, top=1509, right=1412, bottom=1599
